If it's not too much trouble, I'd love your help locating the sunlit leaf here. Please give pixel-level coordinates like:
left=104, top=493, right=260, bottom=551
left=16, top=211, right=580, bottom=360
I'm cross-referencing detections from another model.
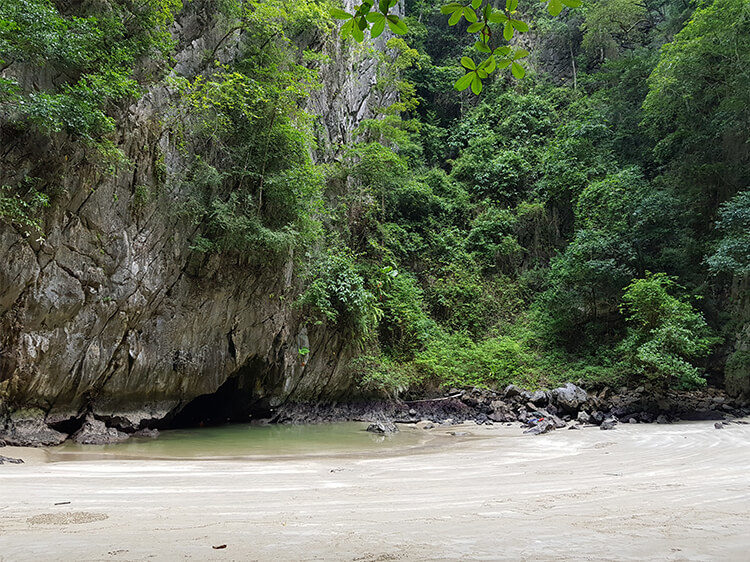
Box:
left=471, top=75, right=483, bottom=94
left=455, top=72, right=473, bottom=91
left=461, top=56, right=477, bottom=70
left=331, top=8, right=352, bottom=20
left=386, top=15, right=408, bottom=34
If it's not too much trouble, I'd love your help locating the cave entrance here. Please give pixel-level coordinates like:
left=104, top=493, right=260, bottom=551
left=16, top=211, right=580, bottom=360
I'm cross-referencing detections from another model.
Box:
left=169, top=357, right=282, bottom=428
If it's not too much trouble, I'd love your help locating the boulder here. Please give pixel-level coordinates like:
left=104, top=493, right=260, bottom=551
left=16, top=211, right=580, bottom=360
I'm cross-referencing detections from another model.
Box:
left=714, top=422, right=724, bottom=429
left=72, top=416, right=130, bottom=445
left=0, top=409, right=68, bottom=447
left=523, top=420, right=555, bottom=435
left=366, top=421, right=398, bottom=434
left=576, top=411, right=591, bottom=424
left=600, top=418, right=618, bottom=430
left=656, top=415, right=669, bottom=424
left=504, top=384, right=523, bottom=399
left=133, top=428, right=160, bottom=439
left=551, top=383, right=588, bottom=414
left=529, top=391, right=548, bottom=405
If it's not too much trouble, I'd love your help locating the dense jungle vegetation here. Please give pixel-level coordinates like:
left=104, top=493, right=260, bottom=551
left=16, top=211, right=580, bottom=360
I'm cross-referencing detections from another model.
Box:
left=1, top=0, right=748, bottom=395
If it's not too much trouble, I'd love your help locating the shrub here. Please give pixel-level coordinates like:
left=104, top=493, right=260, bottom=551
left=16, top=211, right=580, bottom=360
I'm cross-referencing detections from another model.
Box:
left=619, top=273, right=720, bottom=389
left=414, top=333, right=534, bottom=389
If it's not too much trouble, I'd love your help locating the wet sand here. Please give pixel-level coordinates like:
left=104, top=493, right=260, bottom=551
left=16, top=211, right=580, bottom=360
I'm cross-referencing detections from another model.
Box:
left=1, top=421, right=749, bottom=561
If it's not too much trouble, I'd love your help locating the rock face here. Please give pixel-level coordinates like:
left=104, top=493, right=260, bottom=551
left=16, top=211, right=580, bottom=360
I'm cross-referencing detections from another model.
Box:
left=0, top=2, right=399, bottom=437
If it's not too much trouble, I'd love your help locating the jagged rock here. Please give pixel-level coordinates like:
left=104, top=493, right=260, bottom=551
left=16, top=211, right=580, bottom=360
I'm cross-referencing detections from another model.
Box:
left=591, top=411, right=605, bottom=425
left=551, top=383, right=588, bottom=414
left=408, top=408, right=417, bottom=417
left=628, top=417, right=638, bottom=424
left=0, top=438, right=5, bottom=447
left=681, top=409, right=724, bottom=421
left=600, top=419, right=618, bottom=430
left=529, top=391, right=548, bottom=405
left=0, top=455, right=24, bottom=465
left=714, top=422, right=724, bottom=429
left=0, top=410, right=68, bottom=447
left=656, top=415, right=669, bottom=424
left=524, top=420, right=555, bottom=435
left=568, top=424, right=581, bottom=430
left=504, top=384, right=523, bottom=399
left=577, top=411, right=591, bottom=424
left=133, top=428, right=160, bottom=439
left=72, top=416, right=130, bottom=445
left=366, top=421, right=398, bottom=434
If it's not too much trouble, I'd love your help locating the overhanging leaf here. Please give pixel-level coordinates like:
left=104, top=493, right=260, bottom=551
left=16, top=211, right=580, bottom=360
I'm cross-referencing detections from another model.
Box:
left=471, top=75, right=483, bottom=94
left=386, top=15, right=408, bottom=34
left=455, top=73, right=474, bottom=91
left=331, top=8, right=352, bottom=19
left=461, top=56, right=477, bottom=70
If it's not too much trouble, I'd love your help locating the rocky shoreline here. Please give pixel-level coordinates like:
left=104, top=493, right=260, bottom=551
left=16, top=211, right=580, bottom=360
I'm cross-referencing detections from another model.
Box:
left=2, top=382, right=747, bottom=449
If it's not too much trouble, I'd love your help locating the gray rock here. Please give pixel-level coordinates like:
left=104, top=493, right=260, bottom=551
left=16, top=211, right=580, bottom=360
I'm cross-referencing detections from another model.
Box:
left=0, top=410, right=68, bottom=447
left=568, top=424, right=581, bottom=430
left=551, top=383, right=588, bottom=414
left=656, top=415, right=669, bottom=424
left=504, top=384, right=523, bottom=399
left=591, top=411, right=605, bottom=425
left=576, top=411, right=591, bottom=424
left=600, top=419, right=617, bottom=430
left=628, top=417, right=638, bottom=424
left=529, top=391, right=548, bottom=405
left=366, top=421, right=398, bottom=434
left=0, top=455, right=24, bottom=465
left=72, top=416, right=130, bottom=445
left=714, top=422, right=724, bottom=429
left=524, top=420, right=555, bottom=435
left=133, top=428, right=160, bottom=439
left=408, top=408, right=417, bottom=417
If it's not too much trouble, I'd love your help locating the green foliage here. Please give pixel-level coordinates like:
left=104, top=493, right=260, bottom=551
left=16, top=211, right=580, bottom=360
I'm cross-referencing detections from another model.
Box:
left=414, top=332, right=535, bottom=389
left=706, top=190, right=750, bottom=277
left=0, top=0, right=180, bottom=139
left=332, top=0, right=582, bottom=94
left=619, top=273, right=719, bottom=389
left=298, top=248, right=380, bottom=335
left=0, top=182, right=49, bottom=233
left=643, top=0, right=750, bottom=213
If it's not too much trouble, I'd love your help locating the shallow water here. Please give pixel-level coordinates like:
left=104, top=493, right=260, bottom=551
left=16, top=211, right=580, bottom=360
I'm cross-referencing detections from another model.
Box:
left=46, top=422, right=434, bottom=462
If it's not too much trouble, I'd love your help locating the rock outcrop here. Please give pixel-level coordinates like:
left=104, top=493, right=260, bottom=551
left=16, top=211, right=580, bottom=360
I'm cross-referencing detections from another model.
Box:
left=0, top=1, right=400, bottom=441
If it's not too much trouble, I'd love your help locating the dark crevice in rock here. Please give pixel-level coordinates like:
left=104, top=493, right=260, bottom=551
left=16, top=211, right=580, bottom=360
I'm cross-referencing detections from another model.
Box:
left=47, top=415, right=85, bottom=436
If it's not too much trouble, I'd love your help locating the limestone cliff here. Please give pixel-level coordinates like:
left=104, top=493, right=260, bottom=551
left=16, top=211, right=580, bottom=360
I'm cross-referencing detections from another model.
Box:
left=0, top=1, right=397, bottom=439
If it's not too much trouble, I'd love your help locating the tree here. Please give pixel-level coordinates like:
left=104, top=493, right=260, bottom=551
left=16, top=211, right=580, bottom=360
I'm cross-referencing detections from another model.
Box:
left=619, top=273, right=719, bottom=389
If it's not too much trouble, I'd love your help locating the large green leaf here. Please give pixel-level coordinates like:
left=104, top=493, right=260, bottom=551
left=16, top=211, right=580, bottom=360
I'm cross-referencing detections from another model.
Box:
left=370, top=16, right=386, bottom=37
left=387, top=15, right=408, bottom=34
left=331, top=8, right=352, bottom=20
left=511, top=61, right=525, bottom=78
left=461, top=56, right=476, bottom=69
left=454, top=72, right=474, bottom=91
left=471, top=75, right=483, bottom=94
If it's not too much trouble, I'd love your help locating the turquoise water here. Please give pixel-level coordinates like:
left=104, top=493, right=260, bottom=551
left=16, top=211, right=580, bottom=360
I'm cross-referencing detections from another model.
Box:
left=47, top=422, right=433, bottom=462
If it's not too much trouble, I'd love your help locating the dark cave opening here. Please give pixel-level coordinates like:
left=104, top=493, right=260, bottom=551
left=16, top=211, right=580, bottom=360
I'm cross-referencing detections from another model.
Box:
left=169, top=357, right=281, bottom=428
